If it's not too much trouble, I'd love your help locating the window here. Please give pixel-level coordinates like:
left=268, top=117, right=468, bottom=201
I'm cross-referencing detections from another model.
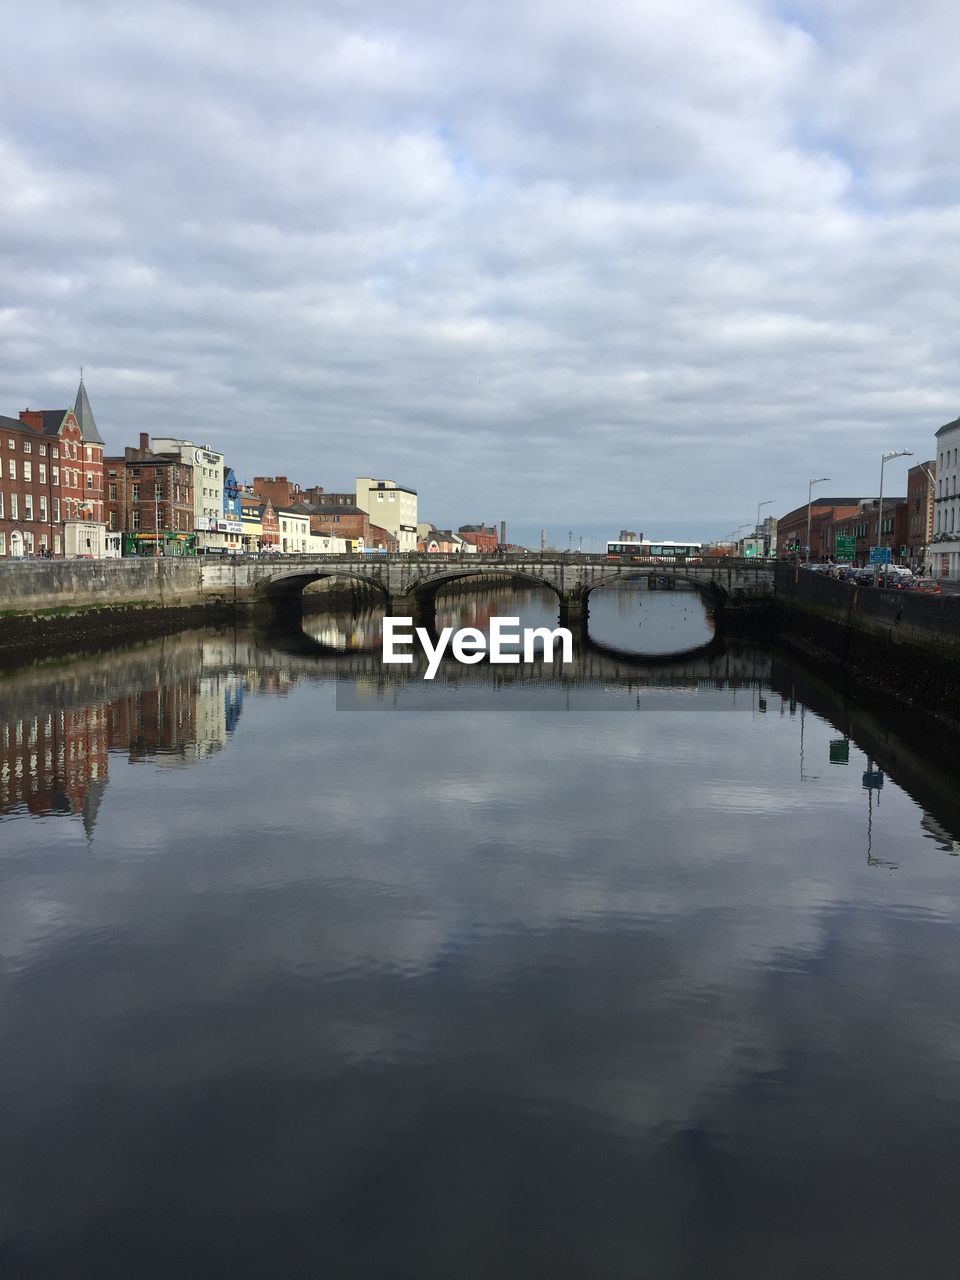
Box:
left=0, top=533, right=5, bottom=555
left=85, top=447, right=91, bottom=460
left=52, top=467, right=59, bottom=486
left=53, top=498, right=60, bottom=522
left=52, top=447, right=58, bottom=459
left=132, top=484, right=140, bottom=502
left=130, top=468, right=140, bottom=477
left=109, top=484, right=117, bottom=501
left=39, top=444, right=46, bottom=457
left=109, top=511, right=117, bottom=530
left=24, top=495, right=33, bottom=521
left=155, top=484, right=163, bottom=501
left=7, top=459, right=14, bottom=481
left=54, top=535, right=61, bottom=554
left=39, top=464, right=46, bottom=483
left=23, top=461, right=32, bottom=482
left=6, top=438, right=13, bottom=449
left=132, top=510, right=141, bottom=529
left=11, top=494, right=18, bottom=519
left=0, top=492, right=3, bottom=518
left=86, top=473, right=93, bottom=489
left=39, top=496, right=47, bottom=521
left=23, top=440, right=31, bottom=454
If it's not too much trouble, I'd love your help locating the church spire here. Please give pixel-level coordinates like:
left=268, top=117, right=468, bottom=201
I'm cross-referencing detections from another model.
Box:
left=73, top=373, right=105, bottom=446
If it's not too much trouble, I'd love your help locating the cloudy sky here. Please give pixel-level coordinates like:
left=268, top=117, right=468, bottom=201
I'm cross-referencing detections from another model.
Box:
left=2, top=0, right=957, bottom=544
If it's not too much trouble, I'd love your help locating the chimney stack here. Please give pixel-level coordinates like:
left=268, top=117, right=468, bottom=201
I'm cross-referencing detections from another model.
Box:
left=139, top=432, right=150, bottom=451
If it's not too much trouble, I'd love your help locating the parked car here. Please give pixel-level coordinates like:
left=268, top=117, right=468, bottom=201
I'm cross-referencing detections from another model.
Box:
left=908, top=578, right=942, bottom=595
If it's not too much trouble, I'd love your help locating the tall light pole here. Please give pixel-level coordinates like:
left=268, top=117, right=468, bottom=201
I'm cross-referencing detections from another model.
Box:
left=806, top=477, right=830, bottom=563
left=874, top=449, right=913, bottom=582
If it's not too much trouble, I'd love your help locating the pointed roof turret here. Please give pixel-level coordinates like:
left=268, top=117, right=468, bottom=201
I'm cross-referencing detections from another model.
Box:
left=73, top=373, right=105, bottom=446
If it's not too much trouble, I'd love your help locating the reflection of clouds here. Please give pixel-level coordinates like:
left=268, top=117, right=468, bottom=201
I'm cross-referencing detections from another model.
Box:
left=3, top=636, right=960, bottom=1269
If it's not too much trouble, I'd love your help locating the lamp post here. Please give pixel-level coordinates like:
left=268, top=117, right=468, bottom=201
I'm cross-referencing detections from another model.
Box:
left=874, top=450, right=913, bottom=583
left=806, top=477, right=830, bottom=563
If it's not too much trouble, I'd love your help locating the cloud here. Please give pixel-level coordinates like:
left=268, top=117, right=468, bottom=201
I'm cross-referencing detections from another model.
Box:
left=0, top=0, right=956, bottom=537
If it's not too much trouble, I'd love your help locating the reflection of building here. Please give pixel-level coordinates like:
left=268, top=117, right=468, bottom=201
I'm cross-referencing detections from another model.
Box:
left=0, top=704, right=110, bottom=836
left=920, top=812, right=960, bottom=854
left=106, top=672, right=245, bottom=765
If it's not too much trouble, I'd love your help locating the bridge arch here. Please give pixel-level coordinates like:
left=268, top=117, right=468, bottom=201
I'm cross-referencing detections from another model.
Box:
left=405, top=566, right=564, bottom=605
left=577, top=568, right=728, bottom=615
left=255, top=567, right=389, bottom=617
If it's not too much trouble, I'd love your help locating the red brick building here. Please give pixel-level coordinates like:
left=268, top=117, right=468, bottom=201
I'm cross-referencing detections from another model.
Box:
left=458, top=523, right=499, bottom=553
left=105, top=434, right=196, bottom=555
left=252, top=476, right=303, bottom=509
left=822, top=499, right=909, bottom=565
left=777, top=499, right=868, bottom=560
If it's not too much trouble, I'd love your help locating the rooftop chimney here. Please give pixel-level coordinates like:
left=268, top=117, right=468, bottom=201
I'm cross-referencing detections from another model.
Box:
left=139, top=432, right=150, bottom=451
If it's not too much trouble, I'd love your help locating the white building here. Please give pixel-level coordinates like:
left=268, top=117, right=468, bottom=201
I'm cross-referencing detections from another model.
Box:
left=306, top=531, right=347, bottom=555
left=150, top=438, right=228, bottom=553
left=277, top=507, right=310, bottom=553
left=354, top=477, right=418, bottom=552
left=932, top=416, right=960, bottom=579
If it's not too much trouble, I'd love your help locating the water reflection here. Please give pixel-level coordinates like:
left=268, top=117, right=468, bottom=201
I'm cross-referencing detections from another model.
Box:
left=2, top=609, right=960, bottom=1277
left=302, top=585, right=718, bottom=660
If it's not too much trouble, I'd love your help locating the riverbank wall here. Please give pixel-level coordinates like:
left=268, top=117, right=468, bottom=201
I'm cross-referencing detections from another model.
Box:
left=772, top=564, right=960, bottom=728
left=0, top=560, right=234, bottom=655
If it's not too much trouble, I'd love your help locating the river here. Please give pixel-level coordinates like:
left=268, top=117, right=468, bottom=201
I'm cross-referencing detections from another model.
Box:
left=1, top=586, right=959, bottom=1278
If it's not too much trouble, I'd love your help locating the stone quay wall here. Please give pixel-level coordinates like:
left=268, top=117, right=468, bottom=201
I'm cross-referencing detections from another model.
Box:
left=773, top=564, right=960, bottom=726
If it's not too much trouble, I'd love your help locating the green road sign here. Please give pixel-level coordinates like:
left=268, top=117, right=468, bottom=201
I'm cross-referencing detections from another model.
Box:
left=835, top=534, right=856, bottom=562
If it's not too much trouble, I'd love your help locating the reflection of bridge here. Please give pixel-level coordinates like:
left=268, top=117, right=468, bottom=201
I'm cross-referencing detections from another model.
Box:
left=260, top=625, right=773, bottom=687
left=202, top=554, right=776, bottom=625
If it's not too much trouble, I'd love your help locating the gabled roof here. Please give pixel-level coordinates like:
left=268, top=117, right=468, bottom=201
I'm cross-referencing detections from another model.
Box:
left=0, top=414, right=36, bottom=436
left=74, top=378, right=105, bottom=445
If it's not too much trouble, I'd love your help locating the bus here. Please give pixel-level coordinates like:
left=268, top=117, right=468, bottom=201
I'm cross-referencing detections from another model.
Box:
left=606, top=540, right=702, bottom=562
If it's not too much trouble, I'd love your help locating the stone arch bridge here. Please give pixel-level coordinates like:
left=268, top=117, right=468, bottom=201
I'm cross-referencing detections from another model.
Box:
left=202, top=554, right=775, bottom=628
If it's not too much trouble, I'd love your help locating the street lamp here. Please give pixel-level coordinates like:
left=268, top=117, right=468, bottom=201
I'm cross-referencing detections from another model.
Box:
left=806, top=477, right=830, bottom=563
left=874, top=449, right=913, bottom=582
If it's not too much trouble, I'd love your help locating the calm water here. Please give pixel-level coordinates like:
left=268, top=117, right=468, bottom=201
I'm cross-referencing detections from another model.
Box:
left=2, top=588, right=960, bottom=1279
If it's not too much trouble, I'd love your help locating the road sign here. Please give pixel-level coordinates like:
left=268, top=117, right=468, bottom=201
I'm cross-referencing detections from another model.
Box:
left=835, top=535, right=856, bottom=562
left=869, top=546, right=891, bottom=565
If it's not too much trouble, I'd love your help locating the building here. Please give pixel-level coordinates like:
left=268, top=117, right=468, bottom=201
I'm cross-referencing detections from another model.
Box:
left=220, top=467, right=244, bottom=554
left=418, top=526, right=463, bottom=553
left=105, top=434, right=196, bottom=556
left=777, top=498, right=872, bottom=560
left=240, top=495, right=280, bottom=552
left=823, top=498, right=909, bottom=565
left=354, top=477, right=418, bottom=552
left=458, top=523, right=499, bottom=553
left=292, top=501, right=371, bottom=549
left=252, top=476, right=304, bottom=510
left=277, top=507, right=310, bottom=553
left=0, top=415, right=59, bottom=558
left=932, top=417, right=960, bottom=579
left=906, top=462, right=936, bottom=568
left=151, top=438, right=226, bottom=553
left=6, top=378, right=109, bottom=558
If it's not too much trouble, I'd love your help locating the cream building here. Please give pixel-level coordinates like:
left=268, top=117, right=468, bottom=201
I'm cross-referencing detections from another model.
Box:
left=932, top=416, right=960, bottom=579
left=151, top=437, right=228, bottom=552
left=277, top=508, right=310, bottom=553
left=306, top=531, right=348, bottom=555
left=355, top=477, right=418, bottom=552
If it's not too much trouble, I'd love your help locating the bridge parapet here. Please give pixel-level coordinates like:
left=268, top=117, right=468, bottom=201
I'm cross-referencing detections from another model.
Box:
left=200, top=553, right=776, bottom=620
